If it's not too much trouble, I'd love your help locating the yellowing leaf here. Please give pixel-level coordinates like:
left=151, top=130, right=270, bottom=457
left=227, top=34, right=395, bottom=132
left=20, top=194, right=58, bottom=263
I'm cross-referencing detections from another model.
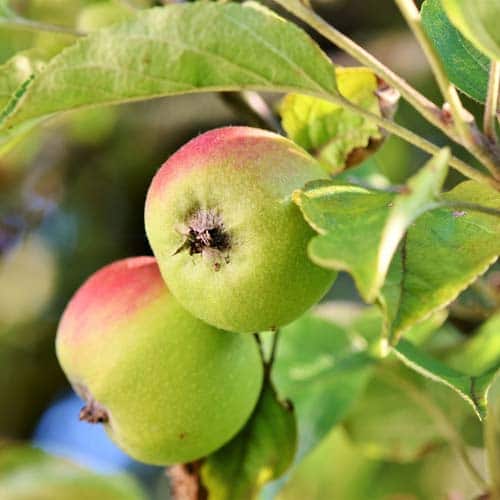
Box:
left=280, top=67, right=385, bottom=173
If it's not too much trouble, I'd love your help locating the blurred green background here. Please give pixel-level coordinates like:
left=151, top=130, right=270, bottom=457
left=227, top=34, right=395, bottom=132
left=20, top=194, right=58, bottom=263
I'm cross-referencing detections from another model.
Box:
left=0, top=1, right=494, bottom=498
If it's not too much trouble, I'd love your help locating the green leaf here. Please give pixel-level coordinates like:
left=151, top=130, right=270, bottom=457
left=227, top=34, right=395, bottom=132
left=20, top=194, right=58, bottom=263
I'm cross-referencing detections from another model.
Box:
left=394, top=338, right=498, bottom=419
left=263, top=313, right=373, bottom=498
left=274, top=428, right=381, bottom=500
left=280, top=67, right=383, bottom=173
left=279, top=428, right=484, bottom=499
left=374, top=150, right=450, bottom=339
left=391, top=180, right=500, bottom=336
left=0, top=2, right=337, bottom=134
left=297, top=174, right=500, bottom=340
left=377, top=148, right=449, bottom=300
left=201, top=383, right=297, bottom=500
left=344, top=360, right=475, bottom=462
left=421, top=0, right=491, bottom=102
left=441, top=0, right=500, bottom=61
left=272, top=313, right=373, bottom=461
left=294, top=150, right=449, bottom=304
left=350, top=306, right=448, bottom=348
left=294, top=181, right=393, bottom=302
left=446, top=311, right=500, bottom=376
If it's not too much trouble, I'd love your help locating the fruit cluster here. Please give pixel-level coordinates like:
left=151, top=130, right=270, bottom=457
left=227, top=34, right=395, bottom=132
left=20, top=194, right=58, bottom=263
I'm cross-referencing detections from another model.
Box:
left=56, top=127, right=336, bottom=465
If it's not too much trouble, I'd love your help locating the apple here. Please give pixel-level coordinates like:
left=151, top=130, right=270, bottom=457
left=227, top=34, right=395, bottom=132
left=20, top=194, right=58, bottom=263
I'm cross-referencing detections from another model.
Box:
left=56, top=256, right=263, bottom=465
left=145, top=126, right=336, bottom=333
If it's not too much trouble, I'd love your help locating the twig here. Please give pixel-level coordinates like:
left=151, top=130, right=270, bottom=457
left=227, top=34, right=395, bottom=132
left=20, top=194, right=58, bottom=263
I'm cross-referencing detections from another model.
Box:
left=316, top=91, right=499, bottom=189
left=262, top=329, right=280, bottom=378
left=219, top=91, right=281, bottom=132
left=268, top=329, right=280, bottom=370
left=253, top=333, right=264, bottom=360
left=393, top=0, right=500, bottom=180
left=272, top=0, right=500, bottom=180
left=271, top=1, right=457, bottom=142
left=484, top=62, right=500, bottom=144
left=167, top=462, right=207, bottom=500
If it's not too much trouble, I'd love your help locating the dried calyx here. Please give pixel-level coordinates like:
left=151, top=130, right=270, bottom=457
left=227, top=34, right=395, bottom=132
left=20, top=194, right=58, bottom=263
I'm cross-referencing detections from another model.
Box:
left=79, top=398, right=109, bottom=424
left=175, top=209, right=231, bottom=270
left=77, top=385, right=109, bottom=424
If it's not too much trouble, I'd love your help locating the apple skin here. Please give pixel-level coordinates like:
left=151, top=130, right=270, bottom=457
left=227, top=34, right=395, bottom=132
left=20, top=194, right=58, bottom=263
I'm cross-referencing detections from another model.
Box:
left=145, top=127, right=336, bottom=333
left=56, top=256, right=263, bottom=465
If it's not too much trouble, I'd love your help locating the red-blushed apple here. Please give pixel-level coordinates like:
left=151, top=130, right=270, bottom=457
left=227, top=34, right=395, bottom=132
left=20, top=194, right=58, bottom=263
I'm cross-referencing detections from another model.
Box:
left=56, top=256, right=263, bottom=465
left=145, top=127, right=336, bottom=333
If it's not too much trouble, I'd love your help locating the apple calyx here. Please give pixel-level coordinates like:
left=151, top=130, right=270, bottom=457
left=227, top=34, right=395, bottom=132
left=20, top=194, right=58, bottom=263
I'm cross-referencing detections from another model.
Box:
left=79, top=397, right=109, bottom=424
left=174, top=209, right=231, bottom=271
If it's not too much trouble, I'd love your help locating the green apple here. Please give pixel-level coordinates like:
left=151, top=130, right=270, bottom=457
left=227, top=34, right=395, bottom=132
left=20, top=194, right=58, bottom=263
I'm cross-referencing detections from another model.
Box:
left=56, top=256, right=263, bottom=465
left=145, top=126, right=336, bottom=333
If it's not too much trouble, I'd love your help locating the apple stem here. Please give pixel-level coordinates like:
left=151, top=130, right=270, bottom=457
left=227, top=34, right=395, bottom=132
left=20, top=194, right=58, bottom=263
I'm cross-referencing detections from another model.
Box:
left=267, top=328, right=280, bottom=375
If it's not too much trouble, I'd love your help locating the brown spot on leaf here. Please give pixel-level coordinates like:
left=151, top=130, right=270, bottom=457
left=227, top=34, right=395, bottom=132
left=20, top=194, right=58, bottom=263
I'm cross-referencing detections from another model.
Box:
left=345, top=137, right=384, bottom=169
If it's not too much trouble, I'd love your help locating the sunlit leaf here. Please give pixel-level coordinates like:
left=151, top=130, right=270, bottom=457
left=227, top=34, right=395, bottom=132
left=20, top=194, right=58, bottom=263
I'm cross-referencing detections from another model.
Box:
left=296, top=174, right=500, bottom=341
left=294, top=150, right=449, bottom=304
left=0, top=2, right=337, bottom=137
left=294, top=181, right=392, bottom=302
